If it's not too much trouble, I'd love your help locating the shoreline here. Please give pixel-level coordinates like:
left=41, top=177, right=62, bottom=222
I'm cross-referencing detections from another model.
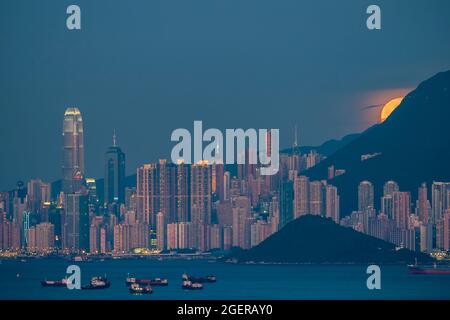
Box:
left=2, top=255, right=448, bottom=267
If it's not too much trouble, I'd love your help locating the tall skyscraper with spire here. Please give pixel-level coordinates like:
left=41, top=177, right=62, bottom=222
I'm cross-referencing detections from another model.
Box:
left=62, top=107, right=85, bottom=194
left=104, top=130, right=126, bottom=205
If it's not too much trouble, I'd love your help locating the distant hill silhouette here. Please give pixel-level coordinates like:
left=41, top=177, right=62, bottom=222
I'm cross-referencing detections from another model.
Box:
left=282, top=133, right=360, bottom=156
left=227, top=215, right=433, bottom=264
left=304, top=71, right=450, bottom=216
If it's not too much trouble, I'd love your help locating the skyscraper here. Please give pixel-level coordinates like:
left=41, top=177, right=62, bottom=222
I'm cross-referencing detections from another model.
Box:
left=444, top=209, right=450, bottom=251
left=223, top=171, right=231, bottom=201
left=383, top=180, right=399, bottom=197
left=431, top=182, right=450, bottom=223
left=326, top=184, right=340, bottom=223
left=419, top=223, right=433, bottom=253
left=250, top=220, right=272, bottom=247
left=232, top=196, right=252, bottom=249
left=358, top=181, right=374, bottom=212
left=190, top=161, right=212, bottom=249
left=12, top=181, right=27, bottom=246
left=393, top=191, right=411, bottom=230
left=104, top=131, right=126, bottom=205
left=34, top=222, right=55, bottom=252
left=156, top=211, right=165, bottom=251
left=113, top=223, right=131, bottom=253
left=157, top=160, right=176, bottom=224
left=309, top=181, right=324, bottom=216
left=136, top=160, right=178, bottom=228
left=293, top=175, right=309, bottom=218
left=62, top=107, right=85, bottom=194
left=90, top=223, right=101, bottom=254
left=418, top=182, right=429, bottom=224
left=64, top=193, right=89, bottom=251
left=214, top=163, right=225, bottom=202
left=280, top=180, right=294, bottom=227
left=381, top=195, right=394, bottom=219
left=136, top=164, right=156, bottom=226
left=190, top=161, right=212, bottom=226
left=27, top=179, right=50, bottom=213
left=175, top=161, right=190, bottom=222
left=166, top=223, right=178, bottom=250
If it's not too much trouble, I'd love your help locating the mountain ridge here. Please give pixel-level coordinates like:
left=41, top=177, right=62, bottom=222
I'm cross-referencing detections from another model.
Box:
left=304, top=70, right=450, bottom=216
left=281, top=133, right=360, bottom=156
left=226, top=215, right=433, bottom=264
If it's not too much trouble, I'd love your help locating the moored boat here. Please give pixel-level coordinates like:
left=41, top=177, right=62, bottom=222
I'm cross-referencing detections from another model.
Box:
left=126, top=276, right=169, bottom=286
left=129, top=283, right=153, bottom=294
left=182, top=280, right=203, bottom=290
left=41, top=277, right=68, bottom=287
left=148, top=277, right=169, bottom=286
left=408, top=263, right=450, bottom=275
left=182, top=273, right=216, bottom=283
left=82, top=276, right=110, bottom=289
left=69, top=255, right=92, bottom=263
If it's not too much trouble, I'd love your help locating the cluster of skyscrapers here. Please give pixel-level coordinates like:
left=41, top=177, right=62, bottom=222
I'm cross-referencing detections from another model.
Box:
left=341, top=180, right=450, bottom=253
left=0, top=107, right=449, bottom=257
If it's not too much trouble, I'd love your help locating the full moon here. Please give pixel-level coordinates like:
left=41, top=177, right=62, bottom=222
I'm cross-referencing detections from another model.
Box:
left=380, top=97, right=403, bottom=122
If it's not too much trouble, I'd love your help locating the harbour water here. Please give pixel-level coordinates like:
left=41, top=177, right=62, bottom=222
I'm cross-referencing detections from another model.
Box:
left=1, top=258, right=450, bottom=300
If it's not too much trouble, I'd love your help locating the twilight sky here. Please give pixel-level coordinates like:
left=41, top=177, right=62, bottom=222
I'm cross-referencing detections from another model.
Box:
left=1, top=0, right=450, bottom=190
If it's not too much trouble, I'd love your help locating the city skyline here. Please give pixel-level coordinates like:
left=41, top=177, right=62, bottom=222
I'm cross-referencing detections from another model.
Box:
left=1, top=104, right=450, bottom=256
left=2, top=0, right=450, bottom=191
left=2, top=0, right=450, bottom=305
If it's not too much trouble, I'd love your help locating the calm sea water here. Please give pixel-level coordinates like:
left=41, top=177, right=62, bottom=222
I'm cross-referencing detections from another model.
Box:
left=0, top=258, right=449, bottom=300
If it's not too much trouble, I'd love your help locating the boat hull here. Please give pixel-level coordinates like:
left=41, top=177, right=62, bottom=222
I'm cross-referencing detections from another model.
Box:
left=129, top=284, right=153, bottom=294
left=182, top=285, right=203, bottom=290
left=41, top=281, right=66, bottom=287
left=189, top=277, right=216, bottom=283
left=182, top=274, right=216, bottom=283
left=82, top=283, right=110, bottom=290
left=408, top=266, right=450, bottom=275
left=82, top=277, right=111, bottom=290
left=126, top=278, right=169, bottom=286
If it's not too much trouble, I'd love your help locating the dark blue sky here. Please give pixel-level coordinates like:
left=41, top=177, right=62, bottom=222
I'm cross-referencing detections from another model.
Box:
left=1, top=0, right=450, bottom=190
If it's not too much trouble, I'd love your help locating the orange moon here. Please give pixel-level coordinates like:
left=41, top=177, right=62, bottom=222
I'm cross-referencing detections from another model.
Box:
left=380, top=97, right=403, bottom=122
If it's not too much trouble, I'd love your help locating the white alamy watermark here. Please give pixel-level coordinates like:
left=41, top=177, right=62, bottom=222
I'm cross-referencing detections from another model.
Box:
left=171, top=121, right=279, bottom=175
left=366, top=265, right=381, bottom=290
left=366, top=5, right=381, bottom=30
left=66, top=5, right=81, bottom=30
left=65, top=4, right=380, bottom=31
left=66, top=265, right=81, bottom=290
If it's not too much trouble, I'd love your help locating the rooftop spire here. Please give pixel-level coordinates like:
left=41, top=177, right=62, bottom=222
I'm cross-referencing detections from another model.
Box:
left=294, top=124, right=298, bottom=148
left=113, top=129, right=117, bottom=147
left=292, top=124, right=299, bottom=154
